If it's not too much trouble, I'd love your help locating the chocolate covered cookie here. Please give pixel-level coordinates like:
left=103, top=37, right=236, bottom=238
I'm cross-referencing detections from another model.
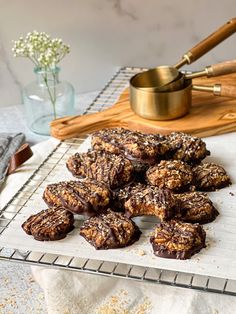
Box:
left=150, top=220, right=206, bottom=260
left=115, top=183, right=176, bottom=220
left=166, top=132, right=210, bottom=164
left=91, top=128, right=169, bottom=171
left=80, top=209, right=141, bottom=249
left=175, top=191, right=219, bottom=224
left=146, top=160, right=193, bottom=192
left=22, top=207, right=74, bottom=241
left=66, top=150, right=134, bottom=189
left=43, top=180, right=110, bottom=216
left=113, top=182, right=146, bottom=210
left=192, top=162, right=231, bottom=191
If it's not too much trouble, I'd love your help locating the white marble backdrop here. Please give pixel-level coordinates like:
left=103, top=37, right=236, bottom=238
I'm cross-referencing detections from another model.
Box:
left=0, top=0, right=235, bottom=106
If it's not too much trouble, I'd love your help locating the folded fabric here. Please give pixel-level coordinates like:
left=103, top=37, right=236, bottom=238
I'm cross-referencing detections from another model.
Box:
left=32, top=266, right=236, bottom=314
left=0, top=133, right=25, bottom=188
left=0, top=137, right=59, bottom=209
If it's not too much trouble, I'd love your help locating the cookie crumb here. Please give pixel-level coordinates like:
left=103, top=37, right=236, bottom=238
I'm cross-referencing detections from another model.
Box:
left=136, top=249, right=146, bottom=256
left=95, top=290, right=152, bottom=314
left=132, top=296, right=152, bottom=314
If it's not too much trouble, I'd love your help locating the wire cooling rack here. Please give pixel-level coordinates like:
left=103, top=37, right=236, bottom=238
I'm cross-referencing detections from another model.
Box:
left=1, top=67, right=236, bottom=297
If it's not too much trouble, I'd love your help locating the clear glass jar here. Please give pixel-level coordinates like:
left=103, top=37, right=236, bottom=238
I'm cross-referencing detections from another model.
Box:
left=23, top=66, right=75, bottom=135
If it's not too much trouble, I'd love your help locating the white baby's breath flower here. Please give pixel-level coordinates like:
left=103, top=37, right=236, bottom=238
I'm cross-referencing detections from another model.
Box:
left=12, top=31, right=70, bottom=69
left=12, top=31, right=71, bottom=120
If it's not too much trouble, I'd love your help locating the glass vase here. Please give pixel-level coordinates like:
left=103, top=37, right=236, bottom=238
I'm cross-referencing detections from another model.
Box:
left=23, top=66, right=75, bottom=135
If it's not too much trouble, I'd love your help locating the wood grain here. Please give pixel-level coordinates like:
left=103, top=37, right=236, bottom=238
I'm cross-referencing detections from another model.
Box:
left=51, top=74, right=236, bottom=139
left=210, top=60, right=236, bottom=76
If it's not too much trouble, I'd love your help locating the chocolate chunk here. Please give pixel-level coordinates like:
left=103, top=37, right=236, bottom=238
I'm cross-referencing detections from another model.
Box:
left=146, top=160, right=193, bottom=192
left=150, top=220, right=206, bottom=260
left=43, top=179, right=110, bottom=216
left=80, top=209, right=141, bottom=249
left=22, top=207, right=74, bottom=241
left=66, top=150, right=134, bottom=189
left=166, top=132, right=210, bottom=164
left=175, top=191, right=219, bottom=224
left=192, top=162, right=231, bottom=191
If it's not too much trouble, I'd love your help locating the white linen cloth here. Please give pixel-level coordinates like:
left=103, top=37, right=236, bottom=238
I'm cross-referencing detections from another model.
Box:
left=1, top=137, right=236, bottom=314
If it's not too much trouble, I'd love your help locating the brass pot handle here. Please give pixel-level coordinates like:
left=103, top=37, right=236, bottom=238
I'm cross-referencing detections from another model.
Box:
left=174, top=18, right=236, bottom=68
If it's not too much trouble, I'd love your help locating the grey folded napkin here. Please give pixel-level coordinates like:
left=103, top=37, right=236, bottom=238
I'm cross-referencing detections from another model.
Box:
left=0, top=133, right=25, bottom=188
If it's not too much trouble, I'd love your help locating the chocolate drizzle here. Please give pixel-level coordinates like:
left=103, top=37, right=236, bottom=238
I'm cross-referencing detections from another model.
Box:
left=174, top=191, right=219, bottom=224
left=66, top=150, right=134, bottom=189
left=58, top=185, right=94, bottom=216
left=115, top=183, right=176, bottom=220
left=147, top=160, right=193, bottom=192
left=80, top=209, right=141, bottom=250
left=192, top=162, right=232, bottom=191
left=91, top=128, right=169, bottom=165
left=22, top=207, right=74, bottom=241
left=166, top=132, right=210, bottom=164
left=43, top=179, right=111, bottom=216
left=150, top=220, right=206, bottom=260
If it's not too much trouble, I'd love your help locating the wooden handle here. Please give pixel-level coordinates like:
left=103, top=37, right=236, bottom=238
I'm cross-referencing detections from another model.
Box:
left=219, top=84, right=236, bottom=98
left=186, top=59, right=236, bottom=79
left=186, top=18, right=236, bottom=64
left=208, top=60, right=236, bottom=77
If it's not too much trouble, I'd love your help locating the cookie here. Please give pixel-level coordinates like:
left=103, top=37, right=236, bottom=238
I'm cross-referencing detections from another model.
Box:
left=150, top=220, right=206, bottom=260
left=146, top=160, right=193, bottom=192
left=66, top=150, right=134, bottom=189
left=91, top=128, right=169, bottom=170
left=113, top=182, right=146, bottom=210
left=43, top=180, right=110, bottom=216
left=166, top=132, right=210, bottom=164
left=175, top=192, right=219, bottom=224
left=22, top=207, right=74, bottom=241
left=80, top=209, right=141, bottom=249
left=114, top=183, right=176, bottom=220
left=192, top=162, right=231, bottom=191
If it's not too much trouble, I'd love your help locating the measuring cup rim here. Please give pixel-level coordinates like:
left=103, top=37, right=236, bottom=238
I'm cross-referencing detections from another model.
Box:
left=130, top=78, right=192, bottom=94
left=130, top=66, right=180, bottom=86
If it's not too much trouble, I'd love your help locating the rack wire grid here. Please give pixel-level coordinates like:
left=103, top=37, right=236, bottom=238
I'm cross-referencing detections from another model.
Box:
left=1, top=67, right=236, bottom=297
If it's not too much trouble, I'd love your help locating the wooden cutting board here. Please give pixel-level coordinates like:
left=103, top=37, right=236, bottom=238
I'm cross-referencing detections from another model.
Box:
left=51, top=74, right=236, bottom=139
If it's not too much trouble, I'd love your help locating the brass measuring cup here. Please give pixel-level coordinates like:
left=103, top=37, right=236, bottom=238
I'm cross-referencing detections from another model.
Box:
left=130, top=80, right=236, bottom=121
left=130, top=18, right=236, bottom=92
left=130, top=79, right=192, bottom=120
left=135, top=60, right=236, bottom=92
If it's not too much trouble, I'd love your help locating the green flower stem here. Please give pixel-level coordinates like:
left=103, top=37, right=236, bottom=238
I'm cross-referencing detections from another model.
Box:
left=43, top=73, right=57, bottom=119
left=52, top=71, right=57, bottom=115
